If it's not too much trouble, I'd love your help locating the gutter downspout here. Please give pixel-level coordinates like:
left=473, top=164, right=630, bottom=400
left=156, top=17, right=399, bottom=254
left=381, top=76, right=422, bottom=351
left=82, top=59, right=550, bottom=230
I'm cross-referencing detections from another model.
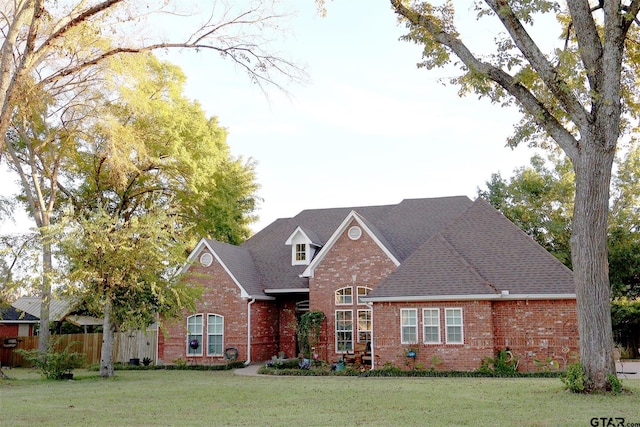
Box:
left=246, top=298, right=255, bottom=366
left=366, top=301, right=374, bottom=370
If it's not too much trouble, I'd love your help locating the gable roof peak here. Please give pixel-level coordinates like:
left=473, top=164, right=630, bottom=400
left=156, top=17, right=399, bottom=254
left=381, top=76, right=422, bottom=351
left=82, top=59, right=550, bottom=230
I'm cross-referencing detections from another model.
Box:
left=284, top=226, right=322, bottom=247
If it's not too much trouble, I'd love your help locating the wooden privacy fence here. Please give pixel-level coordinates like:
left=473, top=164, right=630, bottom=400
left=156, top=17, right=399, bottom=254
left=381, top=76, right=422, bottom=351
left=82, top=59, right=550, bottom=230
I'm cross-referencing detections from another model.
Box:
left=0, top=331, right=157, bottom=368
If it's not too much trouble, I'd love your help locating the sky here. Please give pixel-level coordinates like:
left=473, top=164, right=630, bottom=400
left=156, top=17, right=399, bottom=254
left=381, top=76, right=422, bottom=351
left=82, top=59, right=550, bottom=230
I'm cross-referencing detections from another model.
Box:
left=2, top=0, right=546, bottom=235
left=163, top=0, right=542, bottom=233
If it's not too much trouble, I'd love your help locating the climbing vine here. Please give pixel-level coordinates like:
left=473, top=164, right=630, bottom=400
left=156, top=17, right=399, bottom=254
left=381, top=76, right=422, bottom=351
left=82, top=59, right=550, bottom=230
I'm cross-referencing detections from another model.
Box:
left=296, top=310, right=325, bottom=357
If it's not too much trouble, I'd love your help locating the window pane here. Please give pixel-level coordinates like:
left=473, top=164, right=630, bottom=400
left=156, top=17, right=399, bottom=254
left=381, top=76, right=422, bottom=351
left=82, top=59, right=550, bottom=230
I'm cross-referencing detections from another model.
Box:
left=335, top=310, right=353, bottom=352
left=358, top=310, right=371, bottom=343
left=357, top=287, right=371, bottom=304
left=335, top=287, right=353, bottom=305
left=401, top=309, right=417, bottom=344
left=207, top=314, right=224, bottom=356
left=423, top=309, right=440, bottom=343
left=187, top=315, right=203, bottom=355
left=445, top=309, right=463, bottom=344
left=402, top=326, right=417, bottom=343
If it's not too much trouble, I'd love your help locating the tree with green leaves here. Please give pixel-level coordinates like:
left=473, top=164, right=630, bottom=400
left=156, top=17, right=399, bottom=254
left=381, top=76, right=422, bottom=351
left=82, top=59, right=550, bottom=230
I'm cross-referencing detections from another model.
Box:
left=479, top=152, right=574, bottom=267
left=51, top=53, right=259, bottom=377
left=480, top=144, right=640, bottom=358
left=60, top=54, right=260, bottom=247
left=0, top=0, right=303, bottom=155
left=1, top=0, right=301, bottom=355
left=59, top=207, right=200, bottom=377
left=369, top=0, right=640, bottom=392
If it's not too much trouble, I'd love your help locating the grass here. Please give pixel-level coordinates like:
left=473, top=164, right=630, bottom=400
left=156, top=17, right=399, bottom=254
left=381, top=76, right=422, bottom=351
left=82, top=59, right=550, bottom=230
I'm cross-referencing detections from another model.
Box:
left=1, top=368, right=639, bottom=426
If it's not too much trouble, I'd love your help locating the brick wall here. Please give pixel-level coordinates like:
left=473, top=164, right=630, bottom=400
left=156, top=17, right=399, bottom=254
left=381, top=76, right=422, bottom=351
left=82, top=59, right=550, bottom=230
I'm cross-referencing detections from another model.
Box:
left=492, top=299, right=579, bottom=371
left=159, top=248, right=271, bottom=364
left=0, top=325, right=19, bottom=337
left=371, top=298, right=578, bottom=372
left=250, top=300, right=279, bottom=361
left=278, top=301, right=298, bottom=359
left=310, top=220, right=397, bottom=361
left=373, top=300, right=495, bottom=371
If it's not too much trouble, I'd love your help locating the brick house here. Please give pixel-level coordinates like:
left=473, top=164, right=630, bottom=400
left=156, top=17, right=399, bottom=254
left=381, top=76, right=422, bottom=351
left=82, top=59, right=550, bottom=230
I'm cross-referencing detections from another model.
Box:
left=158, top=196, right=578, bottom=371
left=0, top=306, right=39, bottom=337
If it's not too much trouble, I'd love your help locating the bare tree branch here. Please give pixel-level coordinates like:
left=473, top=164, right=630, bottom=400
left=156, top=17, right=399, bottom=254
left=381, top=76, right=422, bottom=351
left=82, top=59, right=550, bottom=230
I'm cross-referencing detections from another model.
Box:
left=390, top=0, right=580, bottom=159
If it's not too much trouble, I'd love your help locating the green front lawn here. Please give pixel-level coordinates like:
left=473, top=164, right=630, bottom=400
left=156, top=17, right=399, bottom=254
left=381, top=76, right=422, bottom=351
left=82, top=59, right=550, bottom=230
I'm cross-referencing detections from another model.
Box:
left=1, top=368, right=639, bottom=426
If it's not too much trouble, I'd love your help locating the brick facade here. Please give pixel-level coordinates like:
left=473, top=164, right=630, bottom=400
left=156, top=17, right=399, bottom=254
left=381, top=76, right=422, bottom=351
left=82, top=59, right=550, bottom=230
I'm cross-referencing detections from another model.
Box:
left=372, top=300, right=495, bottom=371
left=310, top=219, right=397, bottom=360
left=492, top=299, right=579, bottom=371
left=160, top=218, right=578, bottom=372
left=0, top=324, right=20, bottom=337
left=370, top=299, right=578, bottom=372
left=159, top=249, right=278, bottom=365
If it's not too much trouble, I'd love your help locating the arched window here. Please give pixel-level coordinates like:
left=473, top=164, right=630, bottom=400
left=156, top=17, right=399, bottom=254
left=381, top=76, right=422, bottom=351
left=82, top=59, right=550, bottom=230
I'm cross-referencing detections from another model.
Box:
left=187, top=314, right=203, bottom=356
left=335, top=287, right=353, bottom=305
left=207, top=314, right=224, bottom=356
left=357, top=286, right=372, bottom=305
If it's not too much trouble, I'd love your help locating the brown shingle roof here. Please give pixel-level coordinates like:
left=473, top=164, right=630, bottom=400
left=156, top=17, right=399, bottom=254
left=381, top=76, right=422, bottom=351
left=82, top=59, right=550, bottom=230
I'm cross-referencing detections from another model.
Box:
left=205, top=239, right=265, bottom=299
left=241, top=197, right=474, bottom=292
left=368, top=198, right=574, bottom=300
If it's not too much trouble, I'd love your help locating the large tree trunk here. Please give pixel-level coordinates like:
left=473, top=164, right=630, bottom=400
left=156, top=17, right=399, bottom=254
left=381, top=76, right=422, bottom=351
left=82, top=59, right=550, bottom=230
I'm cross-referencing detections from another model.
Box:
left=100, top=299, right=115, bottom=378
left=571, top=144, right=617, bottom=391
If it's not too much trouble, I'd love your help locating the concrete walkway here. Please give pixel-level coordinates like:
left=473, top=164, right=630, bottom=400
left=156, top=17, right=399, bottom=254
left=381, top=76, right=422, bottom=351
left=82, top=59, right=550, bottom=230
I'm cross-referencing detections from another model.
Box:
left=616, top=361, right=640, bottom=379
left=234, top=363, right=263, bottom=376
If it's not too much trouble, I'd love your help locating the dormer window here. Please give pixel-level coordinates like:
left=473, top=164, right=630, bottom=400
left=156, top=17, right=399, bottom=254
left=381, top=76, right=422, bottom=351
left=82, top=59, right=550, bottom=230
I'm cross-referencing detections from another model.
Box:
left=285, top=226, right=320, bottom=266
left=295, top=244, right=307, bottom=262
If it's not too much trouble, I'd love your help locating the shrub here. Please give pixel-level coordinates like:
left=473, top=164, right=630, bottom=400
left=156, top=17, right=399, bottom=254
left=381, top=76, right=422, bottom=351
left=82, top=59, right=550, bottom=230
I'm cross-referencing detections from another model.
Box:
left=264, top=358, right=300, bottom=370
left=16, top=338, right=85, bottom=380
left=561, top=362, right=586, bottom=393
left=477, top=349, right=518, bottom=376
left=607, top=374, right=623, bottom=395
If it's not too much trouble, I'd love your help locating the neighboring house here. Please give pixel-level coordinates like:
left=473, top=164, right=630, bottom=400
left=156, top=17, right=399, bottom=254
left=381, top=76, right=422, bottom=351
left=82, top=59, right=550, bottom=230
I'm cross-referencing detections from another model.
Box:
left=10, top=296, right=102, bottom=332
left=0, top=306, right=39, bottom=337
left=158, top=197, right=578, bottom=372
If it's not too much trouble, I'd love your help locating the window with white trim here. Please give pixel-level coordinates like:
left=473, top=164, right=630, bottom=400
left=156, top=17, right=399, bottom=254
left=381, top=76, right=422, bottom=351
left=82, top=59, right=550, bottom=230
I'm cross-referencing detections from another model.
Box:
left=400, top=308, right=418, bottom=344
left=357, top=286, right=372, bottom=305
left=335, top=310, right=353, bottom=352
left=423, top=308, right=440, bottom=344
left=295, top=243, right=307, bottom=262
left=335, top=287, right=353, bottom=305
left=357, top=309, right=372, bottom=343
left=187, top=314, right=203, bottom=355
left=445, top=308, right=463, bottom=344
left=207, top=314, right=224, bottom=356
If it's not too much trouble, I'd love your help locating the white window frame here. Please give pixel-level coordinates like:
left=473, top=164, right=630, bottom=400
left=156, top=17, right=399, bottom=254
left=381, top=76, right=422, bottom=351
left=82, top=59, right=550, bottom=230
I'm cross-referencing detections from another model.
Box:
left=207, top=314, right=224, bottom=356
left=335, top=287, right=353, bottom=306
left=335, top=310, right=353, bottom=353
left=295, top=243, right=307, bottom=262
left=357, top=309, right=372, bottom=343
left=187, top=314, right=203, bottom=356
left=400, top=308, right=418, bottom=344
left=422, top=308, right=441, bottom=344
left=445, top=308, right=464, bottom=344
left=357, top=286, right=372, bottom=305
